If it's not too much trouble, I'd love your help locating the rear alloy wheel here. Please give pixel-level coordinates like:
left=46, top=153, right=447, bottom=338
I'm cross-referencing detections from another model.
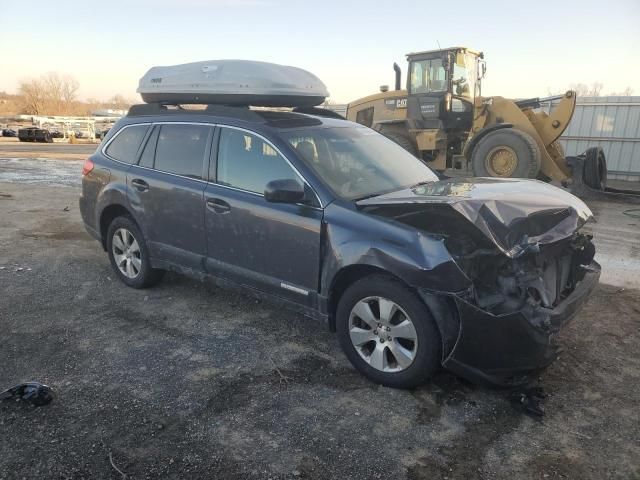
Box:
left=471, top=128, right=541, bottom=178
left=106, top=216, right=164, bottom=289
left=337, top=275, right=441, bottom=389
left=112, top=228, right=142, bottom=279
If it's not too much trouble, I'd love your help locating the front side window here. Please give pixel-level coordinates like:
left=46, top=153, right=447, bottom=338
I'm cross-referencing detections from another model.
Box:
left=154, top=124, right=211, bottom=179
left=105, top=124, right=149, bottom=163
left=283, top=126, right=437, bottom=201
left=217, top=128, right=301, bottom=194
left=410, top=59, right=447, bottom=94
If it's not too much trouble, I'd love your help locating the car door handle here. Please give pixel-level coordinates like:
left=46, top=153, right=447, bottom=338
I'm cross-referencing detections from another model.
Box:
left=131, top=179, right=149, bottom=191
left=206, top=198, right=231, bottom=213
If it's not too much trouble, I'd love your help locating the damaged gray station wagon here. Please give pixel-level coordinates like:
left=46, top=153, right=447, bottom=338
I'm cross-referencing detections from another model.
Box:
left=80, top=103, right=600, bottom=388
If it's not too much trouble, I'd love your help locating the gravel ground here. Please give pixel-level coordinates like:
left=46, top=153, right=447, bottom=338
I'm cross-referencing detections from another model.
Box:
left=0, top=175, right=639, bottom=479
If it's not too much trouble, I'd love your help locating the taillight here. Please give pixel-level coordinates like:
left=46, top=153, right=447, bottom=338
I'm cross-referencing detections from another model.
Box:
left=82, top=158, right=94, bottom=176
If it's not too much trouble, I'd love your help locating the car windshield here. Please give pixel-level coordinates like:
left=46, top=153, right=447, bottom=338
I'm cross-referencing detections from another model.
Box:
left=282, top=126, right=438, bottom=201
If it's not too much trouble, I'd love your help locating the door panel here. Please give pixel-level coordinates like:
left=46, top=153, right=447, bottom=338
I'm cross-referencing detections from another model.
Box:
left=127, top=123, right=213, bottom=270
left=204, top=127, right=323, bottom=305
left=204, top=184, right=322, bottom=304
left=128, top=166, right=207, bottom=269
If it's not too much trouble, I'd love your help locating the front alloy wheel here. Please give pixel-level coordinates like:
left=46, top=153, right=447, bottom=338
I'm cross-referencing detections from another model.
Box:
left=349, top=296, right=418, bottom=373
left=336, top=275, right=442, bottom=389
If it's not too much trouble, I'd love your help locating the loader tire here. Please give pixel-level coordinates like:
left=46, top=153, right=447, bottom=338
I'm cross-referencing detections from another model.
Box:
left=382, top=130, right=418, bottom=157
left=471, top=128, right=541, bottom=179
left=583, top=147, right=607, bottom=190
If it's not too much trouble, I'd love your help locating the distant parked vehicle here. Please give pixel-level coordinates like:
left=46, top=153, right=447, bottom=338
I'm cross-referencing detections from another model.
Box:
left=50, top=129, right=64, bottom=138
left=96, top=128, right=111, bottom=140
left=1, top=128, right=18, bottom=137
left=18, top=127, right=53, bottom=143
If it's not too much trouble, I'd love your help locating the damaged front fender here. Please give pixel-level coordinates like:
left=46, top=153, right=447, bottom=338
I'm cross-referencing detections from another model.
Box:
left=320, top=202, right=472, bottom=299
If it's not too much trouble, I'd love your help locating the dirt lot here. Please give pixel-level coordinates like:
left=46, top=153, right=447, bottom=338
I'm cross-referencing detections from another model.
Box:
left=1, top=174, right=639, bottom=479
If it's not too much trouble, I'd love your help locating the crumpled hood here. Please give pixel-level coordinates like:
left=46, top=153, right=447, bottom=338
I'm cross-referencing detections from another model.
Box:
left=357, top=177, right=593, bottom=258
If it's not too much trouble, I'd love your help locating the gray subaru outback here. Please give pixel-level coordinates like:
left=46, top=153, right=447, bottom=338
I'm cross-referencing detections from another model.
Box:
left=80, top=103, right=599, bottom=388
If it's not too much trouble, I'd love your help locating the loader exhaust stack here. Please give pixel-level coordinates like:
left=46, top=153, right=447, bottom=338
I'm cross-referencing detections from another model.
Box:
left=393, top=63, right=401, bottom=91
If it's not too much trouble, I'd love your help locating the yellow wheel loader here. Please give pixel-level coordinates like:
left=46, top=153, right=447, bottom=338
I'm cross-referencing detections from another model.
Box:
left=346, top=47, right=624, bottom=198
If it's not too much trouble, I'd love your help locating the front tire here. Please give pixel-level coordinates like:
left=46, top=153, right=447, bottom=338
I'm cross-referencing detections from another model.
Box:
left=106, top=215, right=164, bottom=289
left=336, top=275, right=441, bottom=389
left=471, top=128, right=541, bottom=178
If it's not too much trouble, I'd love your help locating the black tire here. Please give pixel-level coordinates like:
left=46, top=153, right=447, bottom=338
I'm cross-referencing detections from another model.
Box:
left=381, top=130, right=418, bottom=157
left=336, top=275, right=442, bottom=389
left=583, top=147, right=607, bottom=190
left=106, top=215, right=164, bottom=289
left=471, top=128, right=541, bottom=178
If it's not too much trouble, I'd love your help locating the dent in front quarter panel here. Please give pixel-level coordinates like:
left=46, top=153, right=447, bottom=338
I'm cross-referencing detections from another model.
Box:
left=319, top=203, right=472, bottom=296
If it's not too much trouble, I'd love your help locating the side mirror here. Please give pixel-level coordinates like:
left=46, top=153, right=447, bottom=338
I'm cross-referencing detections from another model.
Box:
left=264, top=179, right=305, bottom=204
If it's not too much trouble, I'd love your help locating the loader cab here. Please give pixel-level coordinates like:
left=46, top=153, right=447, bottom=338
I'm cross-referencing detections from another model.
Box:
left=406, top=47, right=483, bottom=132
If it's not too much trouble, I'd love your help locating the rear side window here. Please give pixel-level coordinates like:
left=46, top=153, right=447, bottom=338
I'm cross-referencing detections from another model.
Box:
left=105, top=125, right=149, bottom=163
left=154, top=124, right=211, bottom=180
left=138, top=126, right=159, bottom=168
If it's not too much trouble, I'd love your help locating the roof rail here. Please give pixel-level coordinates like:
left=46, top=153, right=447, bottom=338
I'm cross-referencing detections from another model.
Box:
left=292, top=106, right=345, bottom=120
left=127, top=103, right=265, bottom=122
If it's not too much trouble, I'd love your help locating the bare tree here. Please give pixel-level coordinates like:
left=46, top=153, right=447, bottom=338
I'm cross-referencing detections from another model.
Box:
left=569, top=82, right=605, bottom=97
left=108, top=94, right=134, bottom=110
left=18, top=72, right=80, bottom=115
left=608, top=86, right=634, bottom=96
left=589, top=82, right=604, bottom=97
left=569, top=83, right=590, bottom=97
left=19, top=78, right=47, bottom=115
left=61, top=75, right=79, bottom=105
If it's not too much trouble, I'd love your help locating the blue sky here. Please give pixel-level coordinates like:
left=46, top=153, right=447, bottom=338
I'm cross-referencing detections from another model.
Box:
left=1, top=0, right=638, bottom=102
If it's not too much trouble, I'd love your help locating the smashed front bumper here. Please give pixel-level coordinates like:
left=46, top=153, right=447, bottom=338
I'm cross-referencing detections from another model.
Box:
left=441, top=261, right=600, bottom=386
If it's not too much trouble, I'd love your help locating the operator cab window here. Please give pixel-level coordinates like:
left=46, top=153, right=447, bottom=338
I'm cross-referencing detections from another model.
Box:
left=105, top=125, right=149, bottom=163
left=452, top=60, right=470, bottom=97
left=153, top=124, right=211, bottom=180
left=217, top=128, right=302, bottom=195
left=355, top=107, right=374, bottom=128
left=410, top=59, right=447, bottom=94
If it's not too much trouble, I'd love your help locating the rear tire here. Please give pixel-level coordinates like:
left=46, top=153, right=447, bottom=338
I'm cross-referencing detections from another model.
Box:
left=471, top=128, right=541, bottom=178
left=584, top=147, right=607, bottom=190
left=381, top=130, right=418, bottom=157
left=106, top=215, right=164, bottom=289
left=336, top=275, right=441, bottom=389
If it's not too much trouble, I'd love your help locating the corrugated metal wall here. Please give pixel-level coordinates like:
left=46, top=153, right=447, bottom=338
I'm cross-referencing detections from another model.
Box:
left=558, top=96, right=640, bottom=182
left=327, top=96, right=640, bottom=181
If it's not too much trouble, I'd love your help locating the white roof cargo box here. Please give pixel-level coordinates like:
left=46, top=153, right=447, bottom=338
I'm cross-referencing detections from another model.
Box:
left=137, top=60, right=329, bottom=107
